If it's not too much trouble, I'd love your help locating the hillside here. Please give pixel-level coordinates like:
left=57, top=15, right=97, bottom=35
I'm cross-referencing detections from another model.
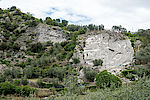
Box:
left=0, top=6, right=150, bottom=99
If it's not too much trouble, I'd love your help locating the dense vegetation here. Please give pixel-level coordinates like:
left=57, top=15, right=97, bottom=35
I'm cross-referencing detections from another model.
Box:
left=0, top=6, right=150, bottom=99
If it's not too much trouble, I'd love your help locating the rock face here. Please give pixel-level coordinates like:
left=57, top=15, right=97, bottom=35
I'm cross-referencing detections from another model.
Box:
left=29, top=23, right=66, bottom=43
left=74, top=31, right=134, bottom=70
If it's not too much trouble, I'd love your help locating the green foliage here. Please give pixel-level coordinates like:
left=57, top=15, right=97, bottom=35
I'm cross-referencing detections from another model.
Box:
left=47, top=67, right=65, bottom=81
left=66, top=24, right=80, bottom=31
left=36, top=79, right=53, bottom=88
left=0, top=81, right=37, bottom=96
left=32, top=67, right=41, bottom=78
left=112, top=25, right=127, bottom=33
left=52, top=78, right=150, bottom=100
left=17, top=61, right=26, bottom=68
left=134, top=67, right=150, bottom=78
left=13, top=80, right=21, bottom=86
left=23, top=67, right=33, bottom=79
left=63, top=76, right=82, bottom=94
left=64, top=42, right=76, bottom=51
left=16, top=85, right=37, bottom=96
left=135, top=46, right=150, bottom=64
left=93, top=59, right=103, bottom=66
left=62, top=20, right=68, bottom=26
left=3, top=67, right=21, bottom=79
left=95, top=70, right=122, bottom=88
left=56, top=53, right=65, bottom=61
left=79, top=29, right=86, bottom=34
left=21, top=77, right=28, bottom=85
left=29, top=42, right=45, bottom=53
left=83, top=67, right=97, bottom=82
left=121, top=69, right=136, bottom=77
left=72, top=57, right=80, bottom=64
left=0, top=82, right=16, bottom=95
left=0, top=74, right=5, bottom=83
left=136, top=29, right=150, bottom=47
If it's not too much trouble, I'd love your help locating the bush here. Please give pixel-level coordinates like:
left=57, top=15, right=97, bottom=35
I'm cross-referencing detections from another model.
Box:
left=79, top=29, right=86, bottom=34
left=0, top=74, right=5, bottom=83
left=16, top=86, right=37, bottom=96
left=21, top=77, right=28, bottom=85
left=13, top=80, right=21, bottom=86
left=0, top=82, right=16, bottom=95
left=93, top=59, right=103, bottom=66
left=134, top=67, right=150, bottom=78
left=0, top=82, right=37, bottom=96
left=30, top=42, right=45, bottom=53
left=135, top=46, right=150, bottom=64
left=36, top=79, right=53, bottom=88
left=83, top=67, right=97, bottom=82
left=64, top=42, right=76, bottom=51
left=95, top=70, right=122, bottom=88
left=47, top=67, right=65, bottom=81
left=121, top=69, right=136, bottom=77
left=23, top=67, right=33, bottom=79
left=72, top=57, right=80, bottom=64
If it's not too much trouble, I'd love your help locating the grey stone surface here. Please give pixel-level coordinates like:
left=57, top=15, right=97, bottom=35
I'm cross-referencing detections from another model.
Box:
left=33, top=24, right=66, bottom=43
left=75, top=31, right=134, bottom=71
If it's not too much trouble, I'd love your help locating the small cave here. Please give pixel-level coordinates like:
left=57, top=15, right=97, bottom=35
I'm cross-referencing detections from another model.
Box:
left=109, top=48, right=115, bottom=52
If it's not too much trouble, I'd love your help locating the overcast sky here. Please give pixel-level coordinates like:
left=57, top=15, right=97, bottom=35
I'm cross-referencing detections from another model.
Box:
left=0, top=0, right=150, bottom=31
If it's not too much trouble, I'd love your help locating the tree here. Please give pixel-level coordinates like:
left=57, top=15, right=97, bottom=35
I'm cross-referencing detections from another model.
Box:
left=72, top=57, right=80, bottom=64
left=30, top=42, right=45, bottom=53
left=62, top=20, right=68, bottom=26
left=83, top=67, right=97, bottom=82
left=93, top=59, right=103, bottom=66
left=10, top=6, right=17, bottom=12
left=56, top=19, right=60, bottom=23
left=99, top=24, right=104, bottom=30
left=96, top=70, right=122, bottom=88
left=135, top=46, right=150, bottom=64
left=21, top=77, right=28, bottom=85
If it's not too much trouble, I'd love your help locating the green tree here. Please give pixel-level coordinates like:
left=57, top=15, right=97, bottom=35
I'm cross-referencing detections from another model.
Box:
left=72, top=57, right=80, bottom=64
left=93, top=59, right=103, bottom=66
left=83, top=67, right=97, bottom=82
left=95, top=70, right=122, bottom=88
left=62, top=20, right=68, bottom=26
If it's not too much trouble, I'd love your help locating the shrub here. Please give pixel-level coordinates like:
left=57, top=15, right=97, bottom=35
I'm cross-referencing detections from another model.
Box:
left=16, top=86, right=37, bottom=96
left=13, top=80, right=21, bottom=86
left=36, top=79, right=43, bottom=88
left=47, top=67, right=65, bottom=81
left=21, top=77, right=28, bottom=85
left=32, top=67, right=41, bottom=78
left=135, top=46, right=150, bottom=64
left=17, top=61, right=26, bottom=68
left=56, top=54, right=65, bottom=61
left=64, top=42, right=76, bottom=51
left=84, top=67, right=97, bottom=82
left=36, top=79, right=53, bottom=88
left=134, top=67, right=150, bottom=78
left=0, top=74, right=5, bottom=83
left=30, top=42, right=45, bottom=53
left=72, top=57, right=80, bottom=64
left=23, top=67, right=33, bottom=78
left=79, top=29, right=86, bottom=34
left=95, top=70, right=122, bottom=88
left=93, top=59, right=103, bottom=66
left=121, top=69, right=136, bottom=77
left=0, top=82, right=16, bottom=95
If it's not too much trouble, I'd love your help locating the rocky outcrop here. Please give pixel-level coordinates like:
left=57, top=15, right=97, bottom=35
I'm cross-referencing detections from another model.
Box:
left=33, top=24, right=66, bottom=43
left=74, top=31, right=134, bottom=72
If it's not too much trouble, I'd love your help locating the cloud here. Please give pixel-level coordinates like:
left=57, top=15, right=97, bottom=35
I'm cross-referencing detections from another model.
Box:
left=0, top=0, right=150, bottom=31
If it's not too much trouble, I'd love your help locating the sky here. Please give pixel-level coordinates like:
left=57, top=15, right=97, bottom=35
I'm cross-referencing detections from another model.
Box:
left=0, top=0, right=150, bottom=32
